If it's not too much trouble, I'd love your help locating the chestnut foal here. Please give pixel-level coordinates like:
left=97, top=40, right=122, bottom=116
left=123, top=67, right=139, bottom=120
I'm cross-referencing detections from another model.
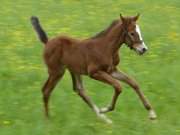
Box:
left=31, top=14, right=157, bottom=123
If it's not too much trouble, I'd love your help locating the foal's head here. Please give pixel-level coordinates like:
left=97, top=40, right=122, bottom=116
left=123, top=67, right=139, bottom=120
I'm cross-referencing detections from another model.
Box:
left=120, top=14, right=148, bottom=55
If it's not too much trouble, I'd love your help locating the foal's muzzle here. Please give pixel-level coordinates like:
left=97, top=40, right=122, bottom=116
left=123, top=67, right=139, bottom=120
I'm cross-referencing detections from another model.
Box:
left=134, top=43, right=148, bottom=55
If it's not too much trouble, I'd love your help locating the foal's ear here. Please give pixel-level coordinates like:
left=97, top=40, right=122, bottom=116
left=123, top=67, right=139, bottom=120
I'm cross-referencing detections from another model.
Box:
left=120, top=13, right=125, bottom=23
left=133, top=13, right=140, bottom=21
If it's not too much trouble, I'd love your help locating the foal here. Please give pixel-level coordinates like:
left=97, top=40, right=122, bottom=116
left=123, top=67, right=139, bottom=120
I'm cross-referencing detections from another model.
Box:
left=31, top=14, right=157, bottom=123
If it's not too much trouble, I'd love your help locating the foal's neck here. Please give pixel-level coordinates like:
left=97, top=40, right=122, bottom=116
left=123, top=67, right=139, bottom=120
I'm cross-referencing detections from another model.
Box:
left=103, top=21, right=125, bottom=54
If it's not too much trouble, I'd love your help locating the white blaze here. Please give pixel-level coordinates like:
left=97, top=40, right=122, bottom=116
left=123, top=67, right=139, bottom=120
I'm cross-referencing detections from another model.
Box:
left=135, top=25, right=148, bottom=50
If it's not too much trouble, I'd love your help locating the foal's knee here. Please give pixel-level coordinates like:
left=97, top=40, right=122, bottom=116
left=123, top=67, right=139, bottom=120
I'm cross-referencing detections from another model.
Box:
left=73, top=84, right=84, bottom=96
left=77, top=90, right=84, bottom=97
left=113, top=83, right=122, bottom=94
left=131, top=82, right=140, bottom=90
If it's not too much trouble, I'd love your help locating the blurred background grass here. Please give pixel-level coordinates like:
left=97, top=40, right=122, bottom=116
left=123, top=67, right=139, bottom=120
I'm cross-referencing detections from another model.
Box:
left=0, top=0, right=180, bottom=135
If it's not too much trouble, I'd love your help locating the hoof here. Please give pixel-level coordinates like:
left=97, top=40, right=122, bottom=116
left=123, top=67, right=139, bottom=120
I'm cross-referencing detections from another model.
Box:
left=149, top=110, right=157, bottom=120
left=97, top=114, right=113, bottom=124
left=100, top=105, right=113, bottom=113
left=99, top=107, right=109, bottom=113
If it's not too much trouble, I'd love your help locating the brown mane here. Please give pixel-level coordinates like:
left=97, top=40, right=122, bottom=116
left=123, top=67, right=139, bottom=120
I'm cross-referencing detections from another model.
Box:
left=91, top=19, right=119, bottom=39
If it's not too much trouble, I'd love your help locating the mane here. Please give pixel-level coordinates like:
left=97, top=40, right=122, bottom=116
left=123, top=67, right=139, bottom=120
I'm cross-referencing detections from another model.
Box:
left=91, top=19, right=119, bottom=39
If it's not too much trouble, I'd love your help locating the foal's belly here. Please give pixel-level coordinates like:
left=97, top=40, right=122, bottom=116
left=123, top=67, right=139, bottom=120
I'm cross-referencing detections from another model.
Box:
left=66, top=63, right=114, bottom=75
left=64, top=60, right=87, bottom=74
left=61, top=48, right=118, bottom=75
left=61, top=52, right=88, bottom=74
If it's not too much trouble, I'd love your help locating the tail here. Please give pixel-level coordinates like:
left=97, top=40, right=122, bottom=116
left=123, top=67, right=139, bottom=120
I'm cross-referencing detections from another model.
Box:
left=31, top=16, right=48, bottom=44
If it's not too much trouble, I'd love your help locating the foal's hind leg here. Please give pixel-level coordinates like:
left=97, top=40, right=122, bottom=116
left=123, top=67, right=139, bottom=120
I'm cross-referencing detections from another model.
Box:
left=111, top=70, right=157, bottom=120
left=70, top=71, right=77, bottom=91
left=42, top=68, right=65, bottom=117
left=70, top=72, right=112, bottom=124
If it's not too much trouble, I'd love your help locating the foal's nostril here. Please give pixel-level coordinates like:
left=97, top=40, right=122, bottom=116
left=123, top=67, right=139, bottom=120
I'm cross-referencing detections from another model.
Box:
left=142, top=48, right=147, bottom=52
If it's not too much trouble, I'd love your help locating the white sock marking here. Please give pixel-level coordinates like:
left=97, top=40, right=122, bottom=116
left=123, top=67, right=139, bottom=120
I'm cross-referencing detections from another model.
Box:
left=149, top=110, right=157, bottom=119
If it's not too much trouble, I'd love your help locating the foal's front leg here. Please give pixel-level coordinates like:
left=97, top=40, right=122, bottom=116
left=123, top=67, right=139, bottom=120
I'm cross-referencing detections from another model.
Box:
left=90, top=71, right=122, bottom=114
left=70, top=72, right=112, bottom=123
left=111, top=70, right=157, bottom=120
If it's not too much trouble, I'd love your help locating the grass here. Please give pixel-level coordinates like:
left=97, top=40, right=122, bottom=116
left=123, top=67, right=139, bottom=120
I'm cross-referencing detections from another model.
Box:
left=0, top=0, right=180, bottom=135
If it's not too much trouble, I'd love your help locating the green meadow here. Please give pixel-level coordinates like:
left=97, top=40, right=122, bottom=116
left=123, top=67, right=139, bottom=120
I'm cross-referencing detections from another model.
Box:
left=0, top=0, right=180, bottom=135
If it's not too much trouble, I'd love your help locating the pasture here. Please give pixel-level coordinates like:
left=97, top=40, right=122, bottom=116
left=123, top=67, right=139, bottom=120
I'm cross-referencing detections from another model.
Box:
left=0, top=0, right=180, bottom=135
